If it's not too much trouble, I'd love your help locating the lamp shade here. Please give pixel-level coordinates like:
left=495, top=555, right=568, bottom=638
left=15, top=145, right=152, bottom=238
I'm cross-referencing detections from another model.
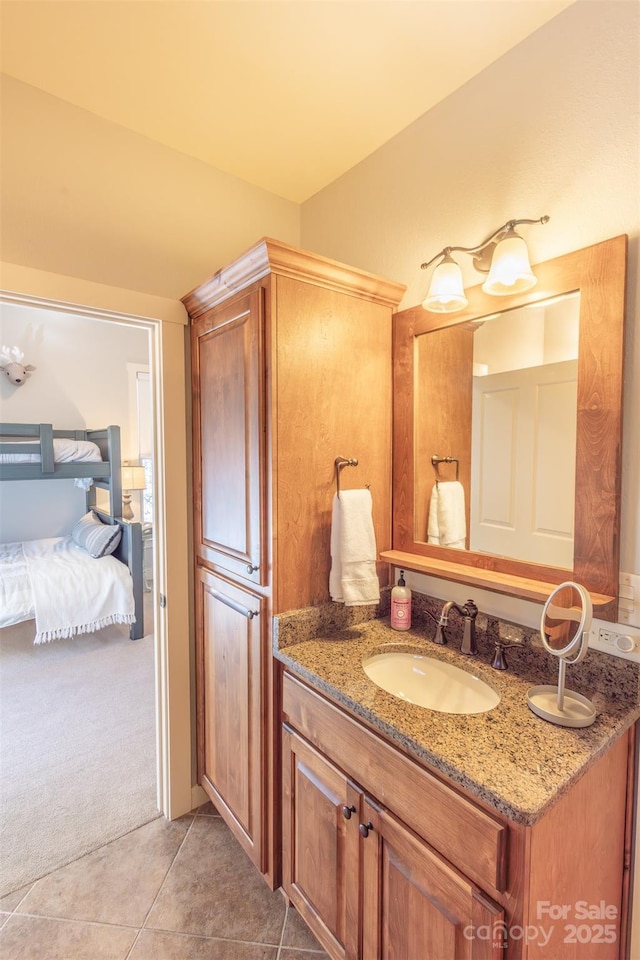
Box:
left=482, top=232, right=537, bottom=296
left=423, top=256, right=469, bottom=313
left=121, top=465, right=146, bottom=491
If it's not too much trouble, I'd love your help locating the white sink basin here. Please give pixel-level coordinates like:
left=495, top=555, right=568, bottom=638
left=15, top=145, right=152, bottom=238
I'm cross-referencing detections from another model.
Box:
left=362, top=651, right=500, bottom=715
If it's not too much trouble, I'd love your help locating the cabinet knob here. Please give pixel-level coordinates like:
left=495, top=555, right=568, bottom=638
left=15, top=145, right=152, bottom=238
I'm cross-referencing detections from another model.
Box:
left=246, top=563, right=259, bottom=574
left=359, top=821, right=373, bottom=838
left=342, top=804, right=356, bottom=820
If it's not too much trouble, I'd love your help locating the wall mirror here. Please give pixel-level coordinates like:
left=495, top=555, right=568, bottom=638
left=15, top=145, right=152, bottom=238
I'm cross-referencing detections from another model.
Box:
left=385, top=235, right=627, bottom=620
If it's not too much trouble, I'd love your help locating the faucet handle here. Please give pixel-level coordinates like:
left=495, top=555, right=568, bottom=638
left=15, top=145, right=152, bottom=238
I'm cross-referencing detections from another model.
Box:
left=433, top=621, right=448, bottom=645
left=491, top=637, right=518, bottom=670
left=464, top=599, right=478, bottom=619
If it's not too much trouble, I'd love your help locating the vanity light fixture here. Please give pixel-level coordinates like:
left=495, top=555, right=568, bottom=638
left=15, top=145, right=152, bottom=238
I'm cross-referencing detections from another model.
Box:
left=421, top=215, right=550, bottom=314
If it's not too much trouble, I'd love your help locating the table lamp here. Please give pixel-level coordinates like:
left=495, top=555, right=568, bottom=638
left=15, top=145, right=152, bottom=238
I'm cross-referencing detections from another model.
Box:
left=121, top=464, right=146, bottom=521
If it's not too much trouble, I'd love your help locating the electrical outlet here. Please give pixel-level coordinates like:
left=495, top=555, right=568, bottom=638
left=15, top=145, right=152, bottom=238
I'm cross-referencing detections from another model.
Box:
left=594, top=626, right=639, bottom=657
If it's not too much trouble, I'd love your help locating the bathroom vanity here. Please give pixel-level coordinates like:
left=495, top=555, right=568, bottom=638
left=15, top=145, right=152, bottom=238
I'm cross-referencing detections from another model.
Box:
left=275, top=610, right=638, bottom=960
left=185, top=232, right=634, bottom=958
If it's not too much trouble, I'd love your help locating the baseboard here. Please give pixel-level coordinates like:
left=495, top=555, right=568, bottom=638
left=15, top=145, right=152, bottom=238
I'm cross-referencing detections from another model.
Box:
left=191, top=783, right=208, bottom=810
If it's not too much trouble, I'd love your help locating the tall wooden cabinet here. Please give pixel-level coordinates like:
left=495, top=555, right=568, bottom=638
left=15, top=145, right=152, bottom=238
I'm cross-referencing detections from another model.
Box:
left=184, top=239, right=405, bottom=885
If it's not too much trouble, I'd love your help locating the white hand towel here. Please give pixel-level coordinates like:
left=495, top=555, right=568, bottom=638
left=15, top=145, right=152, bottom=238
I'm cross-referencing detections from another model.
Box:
left=329, top=489, right=380, bottom=606
left=427, top=481, right=466, bottom=550
left=427, top=484, right=440, bottom=545
left=329, top=494, right=343, bottom=602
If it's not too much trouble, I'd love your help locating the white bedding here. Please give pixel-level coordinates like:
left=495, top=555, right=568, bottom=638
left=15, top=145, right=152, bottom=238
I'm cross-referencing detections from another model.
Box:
left=0, top=437, right=103, bottom=490
left=0, top=541, right=33, bottom=626
left=0, top=437, right=103, bottom=465
left=0, top=537, right=135, bottom=643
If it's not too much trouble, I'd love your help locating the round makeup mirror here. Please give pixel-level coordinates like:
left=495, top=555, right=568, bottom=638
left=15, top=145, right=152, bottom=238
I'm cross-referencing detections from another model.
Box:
left=527, top=582, right=596, bottom=727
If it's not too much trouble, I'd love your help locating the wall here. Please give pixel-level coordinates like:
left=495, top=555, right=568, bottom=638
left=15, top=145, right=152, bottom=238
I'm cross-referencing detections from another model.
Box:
left=301, top=0, right=640, bottom=587
left=0, top=303, right=149, bottom=540
left=0, top=74, right=301, bottom=300
left=302, top=5, right=640, bottom=948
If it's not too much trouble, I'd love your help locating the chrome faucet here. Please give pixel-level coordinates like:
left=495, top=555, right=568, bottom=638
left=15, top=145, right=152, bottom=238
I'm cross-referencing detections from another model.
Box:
left=433, top=599, right=479, bottom=655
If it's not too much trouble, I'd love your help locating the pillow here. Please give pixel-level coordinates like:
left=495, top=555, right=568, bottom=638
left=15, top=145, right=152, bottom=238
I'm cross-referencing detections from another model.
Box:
left=71, top=511, right=122, bottom=558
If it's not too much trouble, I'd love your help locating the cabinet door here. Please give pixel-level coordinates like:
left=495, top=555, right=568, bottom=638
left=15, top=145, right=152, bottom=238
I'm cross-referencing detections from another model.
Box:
left=191, top=285, right=266, bottom=585
left=196, top=567, right=266, bottom=870
left=361, top=798, right=505, bottom=960
left=282, top=727, right=360, bottom=960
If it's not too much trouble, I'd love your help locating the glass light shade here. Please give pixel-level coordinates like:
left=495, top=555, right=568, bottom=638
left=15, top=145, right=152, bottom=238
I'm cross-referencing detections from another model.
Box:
left=423, top=258, right=469, bottom=313
left=121, top=465, right=146, bottom=491
left=482, top=233, right=537, bottom=296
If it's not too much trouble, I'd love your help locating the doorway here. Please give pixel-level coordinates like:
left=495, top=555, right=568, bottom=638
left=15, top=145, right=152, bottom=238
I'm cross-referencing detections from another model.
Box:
left=0, top=303, right=162, bottom=893
left=0, top=283, right=193, bottom=829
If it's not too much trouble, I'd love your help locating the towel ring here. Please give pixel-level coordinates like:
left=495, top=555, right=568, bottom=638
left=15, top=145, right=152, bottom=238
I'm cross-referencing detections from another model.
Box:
left=335, top=456, right=357, bottom=498
left=431, top=455, right=459, bottom=483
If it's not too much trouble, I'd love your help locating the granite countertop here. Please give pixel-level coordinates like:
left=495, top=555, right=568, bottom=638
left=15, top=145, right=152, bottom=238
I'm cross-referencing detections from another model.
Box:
left=273, top=600, right=640, bottom=825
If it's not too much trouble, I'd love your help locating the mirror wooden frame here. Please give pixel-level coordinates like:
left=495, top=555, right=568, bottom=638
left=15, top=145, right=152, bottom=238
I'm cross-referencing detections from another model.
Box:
left=383, top=234, right=627, bottom=620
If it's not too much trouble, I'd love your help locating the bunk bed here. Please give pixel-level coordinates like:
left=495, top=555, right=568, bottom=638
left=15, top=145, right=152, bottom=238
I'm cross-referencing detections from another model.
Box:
left=0, top=423, right=144, bottom=641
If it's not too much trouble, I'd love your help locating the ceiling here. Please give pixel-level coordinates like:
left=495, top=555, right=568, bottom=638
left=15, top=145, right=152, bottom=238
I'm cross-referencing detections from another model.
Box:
left=1, top=0, right=574, bottom=203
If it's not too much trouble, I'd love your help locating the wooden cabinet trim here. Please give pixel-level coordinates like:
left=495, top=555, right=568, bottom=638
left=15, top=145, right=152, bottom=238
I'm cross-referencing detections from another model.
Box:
left=182, top=237, right=406, bottom=315
left=283, top=672, right=507, bottom=894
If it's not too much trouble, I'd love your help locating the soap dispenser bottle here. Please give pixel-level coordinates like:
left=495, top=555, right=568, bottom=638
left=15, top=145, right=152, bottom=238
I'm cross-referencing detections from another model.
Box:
left=391, top=570, right=411, bottom=631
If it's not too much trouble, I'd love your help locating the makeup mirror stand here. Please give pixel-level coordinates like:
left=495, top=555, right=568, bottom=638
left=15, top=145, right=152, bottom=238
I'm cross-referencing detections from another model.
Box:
left=527, top=581, right=596, bottom=728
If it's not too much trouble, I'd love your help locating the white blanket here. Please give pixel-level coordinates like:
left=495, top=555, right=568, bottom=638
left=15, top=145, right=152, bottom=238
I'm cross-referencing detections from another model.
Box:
left=0, top=541, right=34, bottom=627
left=0, top=437, right=102, bottom=465
left=0, top=438, right=102, bottom=490
left=1, top=537, right=135, bottom=643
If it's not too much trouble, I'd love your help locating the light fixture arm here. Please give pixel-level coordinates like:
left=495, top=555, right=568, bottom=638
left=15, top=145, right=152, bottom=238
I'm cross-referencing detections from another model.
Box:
left=421, top=216, right=549, bottom=273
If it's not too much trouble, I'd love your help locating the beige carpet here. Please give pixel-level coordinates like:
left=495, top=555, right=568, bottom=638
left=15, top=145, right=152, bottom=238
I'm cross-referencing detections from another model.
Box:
left=0, top=602, right=159, bottom=896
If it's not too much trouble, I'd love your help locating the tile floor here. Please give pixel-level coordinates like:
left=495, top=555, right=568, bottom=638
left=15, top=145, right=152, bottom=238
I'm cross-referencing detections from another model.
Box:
left=0, top=802, right=328, bottom=960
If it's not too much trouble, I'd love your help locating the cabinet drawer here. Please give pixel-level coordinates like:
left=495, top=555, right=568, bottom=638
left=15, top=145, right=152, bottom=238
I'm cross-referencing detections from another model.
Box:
left=282, top=672, right=507, bottom=893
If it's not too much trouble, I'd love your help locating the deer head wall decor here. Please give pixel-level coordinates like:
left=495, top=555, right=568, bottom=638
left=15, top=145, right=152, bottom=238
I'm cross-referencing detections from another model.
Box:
left=0, top=346, right=36, bottom=386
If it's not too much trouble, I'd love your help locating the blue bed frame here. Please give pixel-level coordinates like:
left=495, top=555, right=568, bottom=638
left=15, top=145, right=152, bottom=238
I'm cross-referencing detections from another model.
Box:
left=0, top=422, right=144, bottom=640
left=97, top=512, right=145, bottom=642
left=0, top=422, right=122, bottom=508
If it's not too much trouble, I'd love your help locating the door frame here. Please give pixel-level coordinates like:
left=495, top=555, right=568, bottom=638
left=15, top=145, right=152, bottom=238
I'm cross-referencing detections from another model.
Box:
left=0, top=267, right=193, bottom=819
